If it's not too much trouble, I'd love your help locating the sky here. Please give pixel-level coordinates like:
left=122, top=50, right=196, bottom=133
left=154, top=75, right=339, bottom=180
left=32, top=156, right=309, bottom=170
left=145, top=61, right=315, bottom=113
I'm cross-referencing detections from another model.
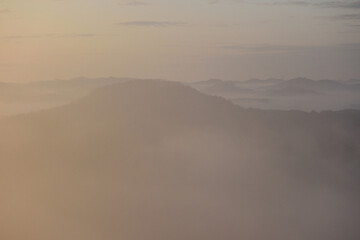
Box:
left=0, top=0, right=359, bottom=82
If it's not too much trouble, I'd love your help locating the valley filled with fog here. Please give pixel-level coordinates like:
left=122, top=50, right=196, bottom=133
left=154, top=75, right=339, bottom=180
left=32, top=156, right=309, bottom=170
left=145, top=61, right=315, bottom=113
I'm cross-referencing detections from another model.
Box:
left=191, top=78, right=360, bottom=111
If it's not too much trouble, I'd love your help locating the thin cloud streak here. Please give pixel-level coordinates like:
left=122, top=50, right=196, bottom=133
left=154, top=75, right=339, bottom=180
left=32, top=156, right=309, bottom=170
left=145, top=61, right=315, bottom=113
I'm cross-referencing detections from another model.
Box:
left=1, top=33, right=118, bottom=40
left=223, top=43, right=360, bottom=54
left=119, top=1, right=149, bottom=6
left=210, top=0, right=360, bottom=9
left=116, top=21, right=188, bottom=27
left=331, top=13, right=360, bottom=20
left=269, top=1, right=360, bottom=8
left=322, top=1, right=360, bottom=9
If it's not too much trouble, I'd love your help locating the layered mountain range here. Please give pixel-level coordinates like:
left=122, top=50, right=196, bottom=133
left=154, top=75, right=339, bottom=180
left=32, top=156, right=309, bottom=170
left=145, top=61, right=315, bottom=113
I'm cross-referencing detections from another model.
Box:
left=190, top=78, right=360, bottom=111
left=1, top=77, right=359, bottom=118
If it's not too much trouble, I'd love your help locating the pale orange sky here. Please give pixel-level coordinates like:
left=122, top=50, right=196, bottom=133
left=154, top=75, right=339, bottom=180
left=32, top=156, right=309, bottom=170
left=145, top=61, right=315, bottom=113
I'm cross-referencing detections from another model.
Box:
left=1, top=0, right=360, bottom=82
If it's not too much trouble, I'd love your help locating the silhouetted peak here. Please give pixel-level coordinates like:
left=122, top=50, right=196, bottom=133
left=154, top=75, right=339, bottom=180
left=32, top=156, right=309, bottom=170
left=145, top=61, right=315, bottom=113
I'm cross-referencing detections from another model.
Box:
left=57, top=80, right=240, bottom=127
left=88, top=80, right=205, bottom=104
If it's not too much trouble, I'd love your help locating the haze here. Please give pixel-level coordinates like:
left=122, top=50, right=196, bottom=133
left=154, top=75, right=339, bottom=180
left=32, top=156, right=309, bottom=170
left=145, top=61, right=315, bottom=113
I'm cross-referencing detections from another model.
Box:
left=1, top=0, right=360, bottom=82
left=1, top=1, right=360, bottom=240
left=1, top=80, right=360, bottom=240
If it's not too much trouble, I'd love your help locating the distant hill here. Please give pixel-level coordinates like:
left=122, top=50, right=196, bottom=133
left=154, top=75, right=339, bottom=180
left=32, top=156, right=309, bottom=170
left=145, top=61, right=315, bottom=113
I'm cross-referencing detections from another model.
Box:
left=0, top=77, right=132, bottom=117
left=348, top=79, right=360, bottom=84
left=1, top=80, right=359, bottom=240
left=277, top=78, right=360, bottom=92
left=189, top=78, right=360, bottom=111
left=243, top=78, right=284, bottom=85
left=25, top=77, right=131, bottom=89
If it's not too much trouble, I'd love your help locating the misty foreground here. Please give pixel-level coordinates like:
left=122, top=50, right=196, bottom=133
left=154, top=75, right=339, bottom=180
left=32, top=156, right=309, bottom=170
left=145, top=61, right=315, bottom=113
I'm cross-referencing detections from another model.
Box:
left=1, top=80, right=360, bottom=240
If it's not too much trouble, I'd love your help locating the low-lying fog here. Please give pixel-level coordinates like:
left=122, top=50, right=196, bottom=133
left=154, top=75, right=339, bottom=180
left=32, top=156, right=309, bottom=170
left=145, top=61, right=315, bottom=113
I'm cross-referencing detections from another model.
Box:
left=190, top=78, right=360, bottom=111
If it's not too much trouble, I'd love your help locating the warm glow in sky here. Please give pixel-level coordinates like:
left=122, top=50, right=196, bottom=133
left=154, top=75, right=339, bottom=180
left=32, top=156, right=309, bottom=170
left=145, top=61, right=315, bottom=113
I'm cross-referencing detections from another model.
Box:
left=1, top=0, right=360, bottom=82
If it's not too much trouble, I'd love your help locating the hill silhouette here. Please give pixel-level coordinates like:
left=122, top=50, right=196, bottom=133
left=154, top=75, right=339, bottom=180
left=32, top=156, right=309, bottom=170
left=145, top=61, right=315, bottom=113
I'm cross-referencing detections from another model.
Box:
left=1, top=80, right=360, bottom=240
left=0, top=77, right=131, bottom=117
